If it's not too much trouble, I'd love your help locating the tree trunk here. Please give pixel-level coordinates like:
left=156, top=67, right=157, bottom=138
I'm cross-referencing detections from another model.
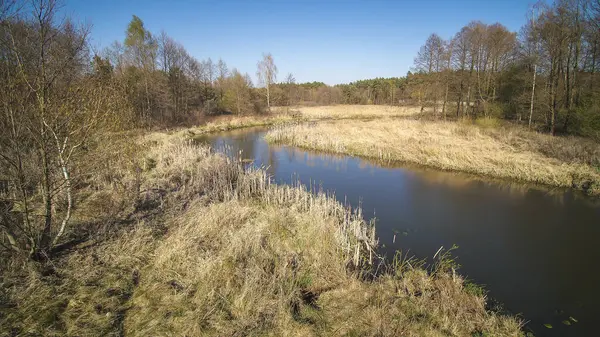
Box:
left=144, top=74, right=151, bottom=123
left=37, top=89, right=52, bottom=257
left=52, top=153, right=72, bottom=246
left=591, top=41, right=597, bottom=92
left=550, top=59, right=557, bottom=136
left=266, top=82, right=270, bottom=112
left=442, top=81, right=449, bottom=121
left=529, top=63, right=537, bottom=129
left=565, top=30, right=581, bottom=132
left=466, top=55, right=475, bottom=117
left=39, top=143, right=52, bottom=255
left=564, top=43, right=572, bottom=116
left=466, top=85, right=471, bottom=117
left=456, top=84, right=463, bottom=118
left=419, top=87, right=424, bottom=114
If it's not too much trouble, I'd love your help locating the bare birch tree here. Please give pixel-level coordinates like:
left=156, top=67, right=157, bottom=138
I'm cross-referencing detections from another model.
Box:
left=256, top=52, right=278, bottom=112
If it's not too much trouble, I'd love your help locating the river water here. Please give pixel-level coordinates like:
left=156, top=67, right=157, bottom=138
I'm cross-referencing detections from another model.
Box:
left=198, top=127, right=600, bottom=337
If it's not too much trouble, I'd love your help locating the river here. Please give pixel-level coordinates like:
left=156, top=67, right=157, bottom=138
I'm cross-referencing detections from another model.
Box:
left=197, top=126, right=600, bottom=337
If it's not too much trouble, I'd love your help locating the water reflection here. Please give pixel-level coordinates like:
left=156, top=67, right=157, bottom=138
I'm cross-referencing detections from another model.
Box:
left=198, top=127, right=600, bottom=337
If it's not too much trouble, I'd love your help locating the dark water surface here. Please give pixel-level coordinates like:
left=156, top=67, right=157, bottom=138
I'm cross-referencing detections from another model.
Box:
left=198, top=127, right=600, bottom=337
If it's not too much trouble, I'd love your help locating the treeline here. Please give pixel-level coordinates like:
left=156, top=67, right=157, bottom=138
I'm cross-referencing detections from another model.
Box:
left=101, top=15, right=279, bottom=124
left=0, top=0, right=303, bottom=258
left=408, top=0, right=600, bottom=136
left=270, top=77, right=409, bottom=106
left=276, top=0, right=600, bottom=137
left=0, top=1, right=278, bottom=258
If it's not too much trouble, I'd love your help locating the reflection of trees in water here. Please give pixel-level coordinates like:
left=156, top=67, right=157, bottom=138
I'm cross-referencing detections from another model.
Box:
left=262, top=138, right=278, bottom=177
left=210, top=128, right=279, bottom=177
left=281, top=146, right=351, bottom=172
left=204, top=128, right=598, bottom=208
left=270, top=140, right=588, bottom=207
left=366, top=158, right=598, bottom=206
left=415, top=166, right=566, bottom=205
left=228, top=131, right=256, bottom=161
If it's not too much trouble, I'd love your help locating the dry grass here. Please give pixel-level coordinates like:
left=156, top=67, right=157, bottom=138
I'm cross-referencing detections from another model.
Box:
left=184, top=114, right=298, bottom=136
left=266, top=119, right=600, bottom=195
left=284, top=104, right=422, bottom=120
left=1, top=131, right=523, bottom=336
left=319, top=271, right=522, bottom=336
left=124, top=199, right=348, bottom=336
left=177, top=105, right=421, bottom=138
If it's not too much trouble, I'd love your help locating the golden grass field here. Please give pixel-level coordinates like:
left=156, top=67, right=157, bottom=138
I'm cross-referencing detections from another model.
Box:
left=266, top=117, right=600, bottom=195
left=181, top=104, right=421, bottom=137
left=1, top=128, right=523, bottom=336
left=283, top=104, right=422, bottom=119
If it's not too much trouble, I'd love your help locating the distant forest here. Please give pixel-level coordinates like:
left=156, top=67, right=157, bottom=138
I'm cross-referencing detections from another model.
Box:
left=295, top=0, right=600, bottom=138
left=90, top=0, right=598, bottom=137
left=2, top=0, right=599, bottom=133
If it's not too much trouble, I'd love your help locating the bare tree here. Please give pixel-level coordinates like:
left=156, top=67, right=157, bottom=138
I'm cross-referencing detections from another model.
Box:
left=124, top=15, right=157, bottom=122
left=202, top=57, right=215, bottom=87
left=414, top=34, right=444, bottom=116
left=217, top=58, right=229, bottom=101
left=0, top=0, right=112, bottom=257
left=256, top=52, right=278, bottom=112
left=525, top=4, right=542, bottom=129
left=227, top=68, right=252, bottom=114
left=285, top=72, right=295, bottom=110
left=453, top=27, right=471, bottom=117
left=442, top=38, right=454, bottom=119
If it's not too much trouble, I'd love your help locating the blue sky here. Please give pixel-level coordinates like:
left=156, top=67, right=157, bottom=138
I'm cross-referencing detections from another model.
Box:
left=61, top=0, right=535, bottom=85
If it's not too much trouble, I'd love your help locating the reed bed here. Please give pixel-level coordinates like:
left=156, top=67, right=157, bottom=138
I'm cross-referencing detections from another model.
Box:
left=182, top=114, right=298, bottom=137
left=284, top=105, right=422, bottom=120
left=266, top=119, right=600, bottom=195
left=180, top=105, right=421, bottom=138
left=143, top=136, right=377, bottom=266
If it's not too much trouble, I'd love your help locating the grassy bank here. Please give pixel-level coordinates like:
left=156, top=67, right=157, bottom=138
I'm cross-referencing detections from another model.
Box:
left=266, top=118, right=600, bottom=195
left=1, top=130, right=523, bottom=336
left=184, top=114, right=298, bottom=136
left=180, top=105, right=421, bottom=137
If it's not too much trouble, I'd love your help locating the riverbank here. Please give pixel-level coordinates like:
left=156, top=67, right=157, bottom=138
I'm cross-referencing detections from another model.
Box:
left=0, top=130, right=523, bottom=336
left=266, top=118, right=600, bottom=195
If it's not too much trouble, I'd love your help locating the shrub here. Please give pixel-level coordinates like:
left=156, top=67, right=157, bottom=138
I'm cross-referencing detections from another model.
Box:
left=475, top=117, right=501, bottom=129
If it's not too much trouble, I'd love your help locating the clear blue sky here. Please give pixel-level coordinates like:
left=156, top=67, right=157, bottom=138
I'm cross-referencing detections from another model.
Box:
left=61, top=0, right=535, bottom=85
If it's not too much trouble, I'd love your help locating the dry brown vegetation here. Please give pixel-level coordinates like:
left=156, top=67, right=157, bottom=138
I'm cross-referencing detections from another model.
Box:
left=266, top=118, right=600, bottom=195
left=183, top=114, right=297, bottom=136
left=282, top=105, right=422, bottom=119
left=182, top=104, right=421, bottom=137
left=1, top=130, right=523, bottom=336
left=169, top=105, right=421, bottom=141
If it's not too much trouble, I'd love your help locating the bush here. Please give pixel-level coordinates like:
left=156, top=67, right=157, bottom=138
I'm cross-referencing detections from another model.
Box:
left=572, top=105, right=600, bottom=141
left=475, top=117, right=501, bottom=129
